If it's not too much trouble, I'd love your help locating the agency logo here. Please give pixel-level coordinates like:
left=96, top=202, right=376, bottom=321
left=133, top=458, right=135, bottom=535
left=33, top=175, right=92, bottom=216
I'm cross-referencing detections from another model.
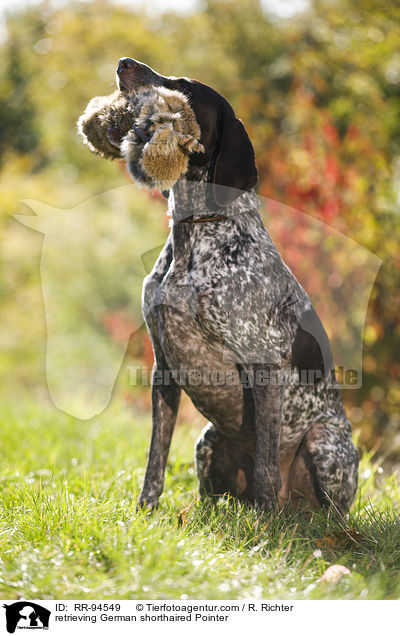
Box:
left=3, top=602, right=50, bottom=633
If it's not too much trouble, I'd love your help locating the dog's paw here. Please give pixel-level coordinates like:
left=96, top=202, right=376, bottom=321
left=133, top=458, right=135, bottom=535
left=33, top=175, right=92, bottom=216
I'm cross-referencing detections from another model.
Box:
left=254, top=494, right=276, bottom=512
left=254, top=466, right=281, bottom=512
left=137, top=493, right=159, bottom=511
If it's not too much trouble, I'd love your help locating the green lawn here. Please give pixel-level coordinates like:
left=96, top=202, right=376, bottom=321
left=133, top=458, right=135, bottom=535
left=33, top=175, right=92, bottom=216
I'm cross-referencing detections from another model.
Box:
left=0, top=398, right=399, bottom=600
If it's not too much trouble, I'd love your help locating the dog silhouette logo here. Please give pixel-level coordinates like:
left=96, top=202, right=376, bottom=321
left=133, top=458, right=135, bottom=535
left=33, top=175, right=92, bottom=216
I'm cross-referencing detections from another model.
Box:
left=3, top=602, right=50, bottom=633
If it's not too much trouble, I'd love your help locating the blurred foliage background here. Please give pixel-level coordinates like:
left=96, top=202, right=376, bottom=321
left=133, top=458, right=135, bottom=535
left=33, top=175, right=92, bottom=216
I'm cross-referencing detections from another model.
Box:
left=0, top=0, right=399, bottom=460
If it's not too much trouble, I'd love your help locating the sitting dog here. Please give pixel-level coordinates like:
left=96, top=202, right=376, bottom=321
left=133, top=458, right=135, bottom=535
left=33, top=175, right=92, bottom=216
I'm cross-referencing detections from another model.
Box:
left=79, top=57, right=359, bottom=514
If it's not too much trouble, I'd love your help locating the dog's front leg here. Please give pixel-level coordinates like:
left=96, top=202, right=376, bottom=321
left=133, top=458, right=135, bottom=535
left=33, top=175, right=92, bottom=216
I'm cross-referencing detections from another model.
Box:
left=138, top=365, right=181, bottom=509
left=251, top=364, right=283, bottom=511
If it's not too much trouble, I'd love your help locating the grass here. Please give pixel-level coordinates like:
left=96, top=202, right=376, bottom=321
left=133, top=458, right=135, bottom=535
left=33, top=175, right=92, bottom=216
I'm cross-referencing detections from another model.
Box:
left=0, top=397, right=399, bottom=600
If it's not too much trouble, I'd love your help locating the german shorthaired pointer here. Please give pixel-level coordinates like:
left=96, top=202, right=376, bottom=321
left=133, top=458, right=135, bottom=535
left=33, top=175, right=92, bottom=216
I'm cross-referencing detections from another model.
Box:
left=113, top=58, right=359, bottom=514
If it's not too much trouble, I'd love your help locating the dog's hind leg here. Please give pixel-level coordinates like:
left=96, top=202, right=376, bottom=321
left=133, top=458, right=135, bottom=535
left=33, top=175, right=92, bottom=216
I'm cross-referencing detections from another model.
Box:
left=195, top=423, right=255, bottom=502
left=287, top=416, right=359, bottom=515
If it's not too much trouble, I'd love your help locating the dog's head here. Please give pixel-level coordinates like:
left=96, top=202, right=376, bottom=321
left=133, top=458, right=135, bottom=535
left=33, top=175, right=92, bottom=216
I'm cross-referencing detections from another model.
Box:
left=115, top=57, right=258, bottom=207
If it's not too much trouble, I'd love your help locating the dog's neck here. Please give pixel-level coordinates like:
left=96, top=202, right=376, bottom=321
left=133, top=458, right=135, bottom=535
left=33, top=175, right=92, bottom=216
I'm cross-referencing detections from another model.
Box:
left=166, top=172, right=261, bottom=262
left=167, top=170, right=259, bottom=223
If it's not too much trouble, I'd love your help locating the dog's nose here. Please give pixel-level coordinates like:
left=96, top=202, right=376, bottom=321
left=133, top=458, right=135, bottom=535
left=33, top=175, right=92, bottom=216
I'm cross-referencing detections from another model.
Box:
left=117, top=57, right=136, bottom=74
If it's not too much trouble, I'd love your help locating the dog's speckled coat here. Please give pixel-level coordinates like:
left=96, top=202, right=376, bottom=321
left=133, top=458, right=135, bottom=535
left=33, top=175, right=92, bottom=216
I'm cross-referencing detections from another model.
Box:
left=141, top=175, right=358, bottom=513
left=80, top=58, right=359, bottom=514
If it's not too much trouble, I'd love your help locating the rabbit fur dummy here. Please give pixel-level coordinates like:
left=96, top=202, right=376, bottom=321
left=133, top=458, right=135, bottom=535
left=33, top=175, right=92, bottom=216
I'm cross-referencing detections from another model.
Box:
left=77, top=86, right=205, bottom=190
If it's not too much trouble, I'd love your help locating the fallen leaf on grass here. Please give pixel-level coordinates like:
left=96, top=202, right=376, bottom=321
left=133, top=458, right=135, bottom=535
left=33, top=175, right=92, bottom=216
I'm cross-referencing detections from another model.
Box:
left=318, top=564, right=351, bottom=584
left=177, top=501, right=195, bottom=528
left=316, top=530, right=364, bottom=549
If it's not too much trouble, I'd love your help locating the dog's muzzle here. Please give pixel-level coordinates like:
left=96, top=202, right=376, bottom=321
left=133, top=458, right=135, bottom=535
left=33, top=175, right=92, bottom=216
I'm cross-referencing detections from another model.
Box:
left=116, top=57, right=136, bottom=91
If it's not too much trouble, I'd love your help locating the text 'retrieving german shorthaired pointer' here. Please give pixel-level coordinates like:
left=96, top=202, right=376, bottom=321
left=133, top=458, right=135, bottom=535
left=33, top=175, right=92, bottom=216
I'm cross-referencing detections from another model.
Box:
left=112, top=57, right=359, bottom=514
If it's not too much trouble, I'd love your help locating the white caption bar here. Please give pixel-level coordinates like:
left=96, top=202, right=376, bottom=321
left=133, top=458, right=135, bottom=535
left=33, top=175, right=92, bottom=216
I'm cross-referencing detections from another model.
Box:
left=1, top=599, right=398, bottom=635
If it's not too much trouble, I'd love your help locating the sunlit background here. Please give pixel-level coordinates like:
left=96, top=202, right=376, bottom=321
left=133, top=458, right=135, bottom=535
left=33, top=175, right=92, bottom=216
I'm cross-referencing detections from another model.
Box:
left=1, top=0, right=399, bottom=459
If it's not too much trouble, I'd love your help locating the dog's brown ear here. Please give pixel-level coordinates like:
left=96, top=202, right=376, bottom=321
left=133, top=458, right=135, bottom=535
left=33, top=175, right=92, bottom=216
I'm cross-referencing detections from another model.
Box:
left=210, top=117, right=258, bottom=207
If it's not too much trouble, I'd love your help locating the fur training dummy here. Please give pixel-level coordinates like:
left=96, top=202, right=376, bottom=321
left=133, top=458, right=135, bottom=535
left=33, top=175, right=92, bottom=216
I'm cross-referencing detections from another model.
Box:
left=77, top=91, right=135, bottom=160
left=77, top=87, right=205, bottom=190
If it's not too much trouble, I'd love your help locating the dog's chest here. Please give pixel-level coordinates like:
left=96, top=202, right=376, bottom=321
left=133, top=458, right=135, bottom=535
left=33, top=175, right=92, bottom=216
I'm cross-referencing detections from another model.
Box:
left=143, top=228, right=255, bottom=373
left=143, top=245, right=247, bottom=432
left=149, top=258, right=221, bottom=366
left=143, top=225, right=298, bottom=367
